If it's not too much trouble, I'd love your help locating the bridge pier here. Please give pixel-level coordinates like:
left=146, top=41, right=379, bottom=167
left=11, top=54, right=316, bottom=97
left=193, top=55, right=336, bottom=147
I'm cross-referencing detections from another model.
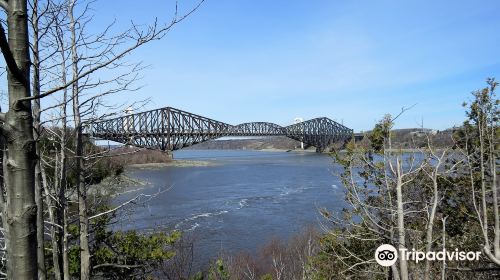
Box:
left=163, top=150, right=174, bottom=160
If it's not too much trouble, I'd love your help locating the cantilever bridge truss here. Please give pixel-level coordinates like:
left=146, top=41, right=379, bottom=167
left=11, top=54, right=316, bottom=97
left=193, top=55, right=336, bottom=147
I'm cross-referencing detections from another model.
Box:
left=89, top=107, right=353, bottom=152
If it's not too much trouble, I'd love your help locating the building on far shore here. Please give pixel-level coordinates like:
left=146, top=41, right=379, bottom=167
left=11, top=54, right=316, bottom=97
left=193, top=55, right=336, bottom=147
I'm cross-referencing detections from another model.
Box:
left=409, top=128, right=438, bottom=137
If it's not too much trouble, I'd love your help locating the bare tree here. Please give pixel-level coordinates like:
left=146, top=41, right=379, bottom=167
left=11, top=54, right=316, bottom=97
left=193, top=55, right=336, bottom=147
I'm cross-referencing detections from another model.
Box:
left=0, top=0, right=39, bottom=278
left=0, top=0, right=206, bottom=277
left=419, top=132, right=463, bottom=280
left=455, top=79, right=500, bottom=266
left=30, top=0, right=47, bottom=276
left=323, top=108, right=438, bottom=280
left=53, top=1, right=204, bottom=277
left=29, top=0, right=61, bottom=278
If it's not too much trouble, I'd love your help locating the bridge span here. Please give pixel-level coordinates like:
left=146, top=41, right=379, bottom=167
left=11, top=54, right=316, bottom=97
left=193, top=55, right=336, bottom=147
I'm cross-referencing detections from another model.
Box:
left=89, top=107, right=353, bottom=152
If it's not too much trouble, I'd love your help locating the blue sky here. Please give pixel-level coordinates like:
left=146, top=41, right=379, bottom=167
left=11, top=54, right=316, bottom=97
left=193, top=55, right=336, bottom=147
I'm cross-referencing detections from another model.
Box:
left=76, top=1, right=500, bottom=131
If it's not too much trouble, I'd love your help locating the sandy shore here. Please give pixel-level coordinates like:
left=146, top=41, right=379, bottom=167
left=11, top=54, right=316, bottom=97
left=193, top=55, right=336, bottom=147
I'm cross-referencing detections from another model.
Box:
left=126, top=159, right=217, bottom=170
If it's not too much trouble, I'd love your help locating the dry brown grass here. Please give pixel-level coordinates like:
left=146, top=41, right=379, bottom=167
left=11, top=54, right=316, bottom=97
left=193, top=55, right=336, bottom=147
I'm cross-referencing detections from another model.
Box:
left=107, top=146, right=173, bottom=166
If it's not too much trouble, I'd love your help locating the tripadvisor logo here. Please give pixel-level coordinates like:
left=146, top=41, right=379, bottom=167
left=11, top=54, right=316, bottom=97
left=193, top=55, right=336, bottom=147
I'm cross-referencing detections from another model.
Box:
left=375, top=244, right=482, bottom=267
left=375, top=244, right=398, bottom=266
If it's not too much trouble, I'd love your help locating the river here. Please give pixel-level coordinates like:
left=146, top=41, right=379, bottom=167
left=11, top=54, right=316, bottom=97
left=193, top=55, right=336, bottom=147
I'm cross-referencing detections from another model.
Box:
left=112, top=149, right=346, bottom=265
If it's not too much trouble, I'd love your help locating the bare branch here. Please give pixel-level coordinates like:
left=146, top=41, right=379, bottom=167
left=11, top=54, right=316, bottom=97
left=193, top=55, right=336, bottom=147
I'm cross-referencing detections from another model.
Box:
left=88, top=186, right=171, bottom=221
left=0, top=22, right=28, bottom=87
left=392, top=103, right=417, bottom=122
left=0, top=1, right=7, bottom=12
left=20, top=0, right=205, bottom=102
left=93, top=263, right=143, bottom=270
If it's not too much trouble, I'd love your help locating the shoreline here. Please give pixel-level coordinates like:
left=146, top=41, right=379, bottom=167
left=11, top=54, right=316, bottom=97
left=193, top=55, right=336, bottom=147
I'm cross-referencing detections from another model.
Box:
left=184, top=148, right=319, bottom=153
left=122, top=149, right=319, bottom=171
left=126, top=159, right=217, bottom=169
left=86, top=173, right=150, bottom=198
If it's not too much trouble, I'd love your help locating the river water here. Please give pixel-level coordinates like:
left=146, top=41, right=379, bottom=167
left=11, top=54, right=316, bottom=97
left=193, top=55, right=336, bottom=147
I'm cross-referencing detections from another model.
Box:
left=113, top=150, right=346, bottom=264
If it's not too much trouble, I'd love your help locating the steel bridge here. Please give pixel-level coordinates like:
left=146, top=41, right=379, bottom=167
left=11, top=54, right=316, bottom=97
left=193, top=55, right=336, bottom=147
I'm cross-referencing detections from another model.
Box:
left=88, top=107, right=353, bottom=152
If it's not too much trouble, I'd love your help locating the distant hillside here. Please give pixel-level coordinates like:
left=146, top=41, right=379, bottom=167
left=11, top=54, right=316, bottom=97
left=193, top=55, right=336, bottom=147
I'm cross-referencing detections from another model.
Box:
left=356, top=128, right=455, bottom=148
left=188, top=128, right=456, bottom=151
left=100, top=128, right=456, bottom=156
left=186, top=136, right=304, bottom=150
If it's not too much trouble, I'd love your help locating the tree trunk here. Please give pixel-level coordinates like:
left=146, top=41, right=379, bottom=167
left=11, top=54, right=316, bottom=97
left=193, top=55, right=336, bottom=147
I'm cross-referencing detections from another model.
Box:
left=56, top=20, right=70, bottom=279
left=479, top=117, right=489, bottom=246
left=69, top=1, right=91, bottom=278
left=1, top=0, right=38, bottom=278
left=34, top=162, right=46, bottom=279
left=424, top=173, right=439, bottom=280
left=31, top=0, right=47, bottom=277
left=41, top=162, right=62, bottom=280
left=396, top=158, right=408, bottom=280
left=76, top=132, right=90, bottom=279
left=62, top=207, right=70, bottom=280
left=489, top=118, right=499, bottom=259
left=492, top=157, right=499, bottom=259
left=441, top=217, right=447, bottom=280
left=59, top=69, right=70, bottom=280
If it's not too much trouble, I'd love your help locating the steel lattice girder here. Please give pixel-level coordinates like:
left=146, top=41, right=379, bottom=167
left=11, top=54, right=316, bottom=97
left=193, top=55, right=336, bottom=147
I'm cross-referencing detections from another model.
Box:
left=89, top=107, right=353, bottom=151
left=230, top=122, right=287, bottom=136
left=284, top=117, right=352, bottom=149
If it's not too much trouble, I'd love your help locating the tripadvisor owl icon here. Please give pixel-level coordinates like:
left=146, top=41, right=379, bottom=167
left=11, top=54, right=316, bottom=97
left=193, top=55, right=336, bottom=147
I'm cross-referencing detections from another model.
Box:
left=375, top=244, right=398, bottom=267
